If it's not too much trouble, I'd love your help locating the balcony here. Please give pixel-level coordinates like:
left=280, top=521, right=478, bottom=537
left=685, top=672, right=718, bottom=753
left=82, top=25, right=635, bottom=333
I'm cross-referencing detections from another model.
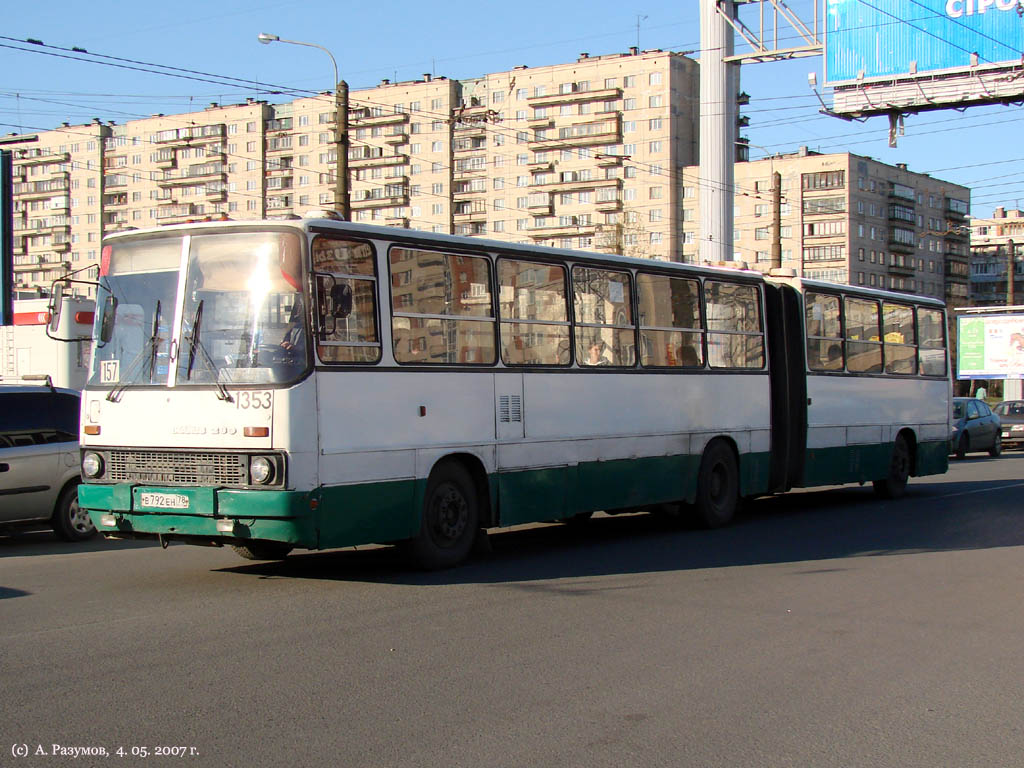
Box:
left=349, top=152, right=408, bottom=170
left=596, top=153, right=624, bottom=168
left=888, top=260, right=915, bottom=276
left=452, top=185, right=486, bottom=199
left=527, top=221, right=598, bottom=239
left=532, top=177, right=622, bottom=195
left=385, top=216, right=410, bottom=228
left=384, top=132, right=409, bottom=145
left=12, top=180, right=69, bottom=200
left=527, top=87, right=622, bottom=109
left=16, top=150, right=70, bottom=166
left=155, top=204, right=195, bottom=221
left=596, top=197, right=622, bottom=213
left=888, top=237, right=917, bottom=254
left=156, top=166, right=227, bottom=187
left=530, top=117, right=621, bottom=151
left=352, top=193, right=409, bottom=211
left=350, top=111, right=409, bottom=128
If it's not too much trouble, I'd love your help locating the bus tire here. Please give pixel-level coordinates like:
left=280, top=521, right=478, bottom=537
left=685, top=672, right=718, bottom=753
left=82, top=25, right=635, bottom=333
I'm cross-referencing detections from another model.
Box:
left=693, top=440, right=739, bottom=529
left=51, top=484, right=96, bottom=542
left=231, top=543, right=293, bottom=561
left=409, top=462, right=479, bottom=570
left=873, top=434, right=910, bottom=499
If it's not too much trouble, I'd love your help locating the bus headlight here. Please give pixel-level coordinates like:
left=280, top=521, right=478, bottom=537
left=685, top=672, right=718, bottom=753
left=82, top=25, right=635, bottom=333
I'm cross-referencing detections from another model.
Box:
left=250, top=456, right=275, bottom=485
left=82, top=451, right=105, bottom=479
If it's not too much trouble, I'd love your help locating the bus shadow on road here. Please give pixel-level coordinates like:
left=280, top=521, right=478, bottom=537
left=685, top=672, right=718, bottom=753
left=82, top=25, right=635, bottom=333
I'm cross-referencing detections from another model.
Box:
left=219, top=469, right=1024, bottom=585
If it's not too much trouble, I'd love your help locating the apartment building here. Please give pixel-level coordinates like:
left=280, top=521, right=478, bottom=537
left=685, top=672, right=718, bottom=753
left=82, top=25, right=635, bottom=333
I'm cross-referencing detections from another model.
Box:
left=2, top=47, right=702, bottom=296
left=969, top=207, right=1024, bottom=306
left=682, top=149, right=971, bottom=304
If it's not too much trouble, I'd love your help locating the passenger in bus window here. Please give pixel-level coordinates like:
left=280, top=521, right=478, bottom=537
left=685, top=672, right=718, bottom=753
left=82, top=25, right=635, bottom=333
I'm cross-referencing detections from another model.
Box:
left=586, top=340, right=611, bottom=366
left=678, top=344, right=701, bottom=367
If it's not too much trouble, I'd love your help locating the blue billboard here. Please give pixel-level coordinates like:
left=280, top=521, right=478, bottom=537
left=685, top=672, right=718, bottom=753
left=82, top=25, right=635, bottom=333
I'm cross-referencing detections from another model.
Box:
left=825, top=0, right=1024, bottom=85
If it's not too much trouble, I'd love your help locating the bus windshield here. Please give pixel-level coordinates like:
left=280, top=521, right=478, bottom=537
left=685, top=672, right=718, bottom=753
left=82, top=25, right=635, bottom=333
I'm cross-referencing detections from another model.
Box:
left=89, top=230, right=308, bottom=388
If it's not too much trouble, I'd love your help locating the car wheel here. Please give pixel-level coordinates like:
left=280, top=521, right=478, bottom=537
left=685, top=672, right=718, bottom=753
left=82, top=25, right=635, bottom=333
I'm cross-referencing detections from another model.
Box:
left=873, top=434, right=910, bottom=499
left=407, top=462, right=479, bottom=570
left=231, top=543, right=293, bottom=561
left=989, top=433, right=1002, bottom=457
left=955, top=433, right=969, bottom=460
left=51, top=484, right=97, bottom=542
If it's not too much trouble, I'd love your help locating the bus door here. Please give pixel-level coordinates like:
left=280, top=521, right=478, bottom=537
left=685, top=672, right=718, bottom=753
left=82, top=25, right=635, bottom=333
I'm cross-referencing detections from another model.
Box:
left=764, top=283, right=807, bottom=492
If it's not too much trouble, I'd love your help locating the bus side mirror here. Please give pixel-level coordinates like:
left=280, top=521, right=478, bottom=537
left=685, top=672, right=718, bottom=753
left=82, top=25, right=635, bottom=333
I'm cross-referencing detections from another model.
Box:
left=47, top=282, right=66, bottom=335
left=330, top=283, right=353, bottom=319
left=99, top=295, right=118, bottom=344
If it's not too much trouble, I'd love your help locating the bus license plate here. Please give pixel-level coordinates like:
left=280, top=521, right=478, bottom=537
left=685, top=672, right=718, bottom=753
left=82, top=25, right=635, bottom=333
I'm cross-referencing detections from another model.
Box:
left=140, top=492, right=190, bottom=510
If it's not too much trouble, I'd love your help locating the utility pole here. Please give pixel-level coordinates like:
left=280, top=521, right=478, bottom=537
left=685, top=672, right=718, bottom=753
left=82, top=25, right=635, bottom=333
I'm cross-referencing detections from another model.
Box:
left=1008, top=238, right=1016, bottom=306
left=337, top=81, right=350, bottom=220
left=771, top=170, right=782, bottom=270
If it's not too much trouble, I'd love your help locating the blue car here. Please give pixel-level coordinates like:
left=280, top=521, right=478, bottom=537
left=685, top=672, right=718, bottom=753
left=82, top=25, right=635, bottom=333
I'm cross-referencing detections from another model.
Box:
left=950, top=397, right=1001, bottom=459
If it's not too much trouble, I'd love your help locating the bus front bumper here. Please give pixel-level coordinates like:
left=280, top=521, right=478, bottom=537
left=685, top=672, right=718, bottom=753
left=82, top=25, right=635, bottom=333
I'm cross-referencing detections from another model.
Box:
left=79, top=484, right=318, bottom=548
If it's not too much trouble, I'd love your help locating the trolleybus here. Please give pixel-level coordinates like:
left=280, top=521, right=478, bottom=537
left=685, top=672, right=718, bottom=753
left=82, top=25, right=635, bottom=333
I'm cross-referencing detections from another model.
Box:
left=58, top=214, right=950, bottom=568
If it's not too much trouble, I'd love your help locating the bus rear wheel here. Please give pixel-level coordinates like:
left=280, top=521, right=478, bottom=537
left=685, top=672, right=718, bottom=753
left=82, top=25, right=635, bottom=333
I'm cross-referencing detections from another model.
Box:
left=231, top=542, right=293, bottom=561
left=693, top=441, right=739, bottom=528
left=873, top=434, right=910, bottom=499
left=409, top=462, right=479, bottom=570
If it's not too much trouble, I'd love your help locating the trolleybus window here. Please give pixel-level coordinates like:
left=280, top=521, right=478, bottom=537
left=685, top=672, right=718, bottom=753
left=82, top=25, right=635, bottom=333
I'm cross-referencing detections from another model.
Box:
left=636, top=273, right=704, bottom=368
left=883, top=302, right=917, bottom=375
left=313, top=237, right=381, bottom=364
left=844, top=297, right=883, bottom=374
left=572, top=266, right=635, bottom=367
left=805, top=291, right=844, bottom=372
left=917, top=307, right=947, bottom=376
left=498, top=259, right=570, bottom=366
left=389, top=248, right=496, bottom=365
left=705, top=281, right=764, bottom=369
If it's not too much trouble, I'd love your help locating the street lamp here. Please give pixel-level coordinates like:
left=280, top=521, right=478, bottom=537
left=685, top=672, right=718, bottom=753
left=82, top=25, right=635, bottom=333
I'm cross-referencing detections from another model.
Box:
left=257, top=33, right=349, bottom=219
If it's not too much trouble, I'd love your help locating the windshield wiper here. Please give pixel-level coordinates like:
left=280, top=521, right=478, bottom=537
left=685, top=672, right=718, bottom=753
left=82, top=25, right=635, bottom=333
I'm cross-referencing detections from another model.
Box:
left=107, top=300, right=162, bottom=402
left=184, top=300, right=233, bottom=402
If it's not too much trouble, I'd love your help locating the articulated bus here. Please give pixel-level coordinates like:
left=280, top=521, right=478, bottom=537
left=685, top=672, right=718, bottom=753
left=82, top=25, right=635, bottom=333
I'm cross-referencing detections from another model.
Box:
left=58, top=214, right=950, bottom=569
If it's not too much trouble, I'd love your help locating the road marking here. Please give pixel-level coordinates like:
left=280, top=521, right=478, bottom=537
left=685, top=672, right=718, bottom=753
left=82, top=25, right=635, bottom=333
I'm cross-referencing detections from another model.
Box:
left=935, top=481, right=1024, bottom=500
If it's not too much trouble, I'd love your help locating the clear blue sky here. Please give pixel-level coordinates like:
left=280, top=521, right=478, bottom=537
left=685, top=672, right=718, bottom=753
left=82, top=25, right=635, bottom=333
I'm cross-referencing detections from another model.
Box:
left=2, top=0, right=1021, bottom=216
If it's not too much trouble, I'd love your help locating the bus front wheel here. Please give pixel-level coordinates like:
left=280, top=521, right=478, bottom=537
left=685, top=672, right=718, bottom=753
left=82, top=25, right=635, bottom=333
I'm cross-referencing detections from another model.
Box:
left=873, top=434, right=910, bottom=499
left=409, top=462, right=479, bottom=570
left=693, top=441, right=739, bottom=528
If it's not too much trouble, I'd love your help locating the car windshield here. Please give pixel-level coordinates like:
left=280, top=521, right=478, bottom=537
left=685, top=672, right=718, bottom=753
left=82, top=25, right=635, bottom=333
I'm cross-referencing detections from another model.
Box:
left=953, top=402, right=964, bottom=419
left=89, top=230, right=308, bottom=388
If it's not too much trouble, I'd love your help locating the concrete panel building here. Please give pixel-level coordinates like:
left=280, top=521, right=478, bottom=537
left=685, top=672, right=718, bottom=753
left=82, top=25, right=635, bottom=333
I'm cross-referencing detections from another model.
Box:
left=682, top=149, right=971, bottom=304
left=969, top=207, right=1024, bottom=306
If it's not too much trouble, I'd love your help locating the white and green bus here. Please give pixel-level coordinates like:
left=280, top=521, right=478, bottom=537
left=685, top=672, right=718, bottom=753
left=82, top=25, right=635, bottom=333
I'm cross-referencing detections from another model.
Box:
left=60, top=214, right=950, bottom=568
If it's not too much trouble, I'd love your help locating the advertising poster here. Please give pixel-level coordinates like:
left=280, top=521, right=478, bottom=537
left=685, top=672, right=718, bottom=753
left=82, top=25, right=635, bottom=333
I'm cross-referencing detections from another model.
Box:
left=957, top=314, right=1024, bottom=379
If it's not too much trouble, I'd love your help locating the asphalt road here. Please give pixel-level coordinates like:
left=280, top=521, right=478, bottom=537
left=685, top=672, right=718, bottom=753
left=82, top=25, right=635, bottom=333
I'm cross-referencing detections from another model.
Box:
left=3, top=452, right=1024, bottom=768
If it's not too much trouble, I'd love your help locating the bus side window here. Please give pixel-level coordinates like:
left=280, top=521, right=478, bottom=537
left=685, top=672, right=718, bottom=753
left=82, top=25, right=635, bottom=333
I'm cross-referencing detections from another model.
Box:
left=917, top=307, right=947, bottom=376
left=805, top=291, right=843, bottom=372
left=883, top=302, right=917, bottom=375
left=705, top=281, right=764, bottom=369
left=636, top=272, right=703, bottom=368
left=312, top=237, right=381, bottom=364
left=497, top=259, right=570, bottom=366
left=572, top=266, right=636, bottom=367
left=844, top=297, right=882, bottom=373
left=390, top=248, right=496, bottom=365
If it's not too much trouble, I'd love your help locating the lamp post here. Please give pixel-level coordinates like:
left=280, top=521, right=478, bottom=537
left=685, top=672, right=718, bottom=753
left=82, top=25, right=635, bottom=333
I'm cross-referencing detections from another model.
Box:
left=257, top=33, right=349, bottom=219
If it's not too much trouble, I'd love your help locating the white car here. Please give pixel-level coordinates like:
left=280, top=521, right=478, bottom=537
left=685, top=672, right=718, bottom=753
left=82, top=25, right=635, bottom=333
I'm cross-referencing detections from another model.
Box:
left=0, top=384, right=95, bottom=540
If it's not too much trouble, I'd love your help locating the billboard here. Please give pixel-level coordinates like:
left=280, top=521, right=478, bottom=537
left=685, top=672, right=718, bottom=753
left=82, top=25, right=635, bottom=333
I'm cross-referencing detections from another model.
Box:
left=957, top=313, right=1024, bottom=380
left=825, top=0, right=1024, bottom=116
left=1, top=150, right=12, bottom=326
